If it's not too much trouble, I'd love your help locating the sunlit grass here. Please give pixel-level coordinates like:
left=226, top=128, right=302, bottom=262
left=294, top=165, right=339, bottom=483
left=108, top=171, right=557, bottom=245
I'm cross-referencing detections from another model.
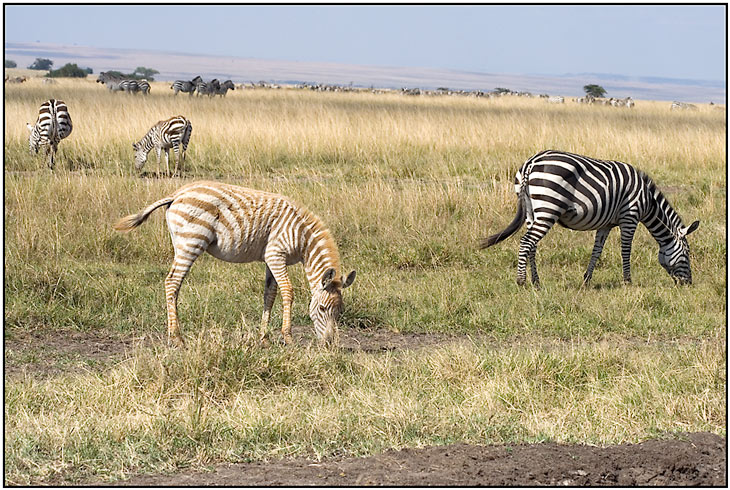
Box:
left=4, top=77, right=726, bottom=484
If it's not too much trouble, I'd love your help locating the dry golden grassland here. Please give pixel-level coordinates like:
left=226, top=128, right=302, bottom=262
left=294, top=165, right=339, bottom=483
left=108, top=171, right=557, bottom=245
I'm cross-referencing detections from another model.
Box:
left=4, top=76, right=726, bottom=484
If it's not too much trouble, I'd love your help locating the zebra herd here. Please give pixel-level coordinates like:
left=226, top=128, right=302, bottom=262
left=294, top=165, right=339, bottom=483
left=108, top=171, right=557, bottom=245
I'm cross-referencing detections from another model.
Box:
left=24, top=89, right=701, bottom=347
left=171, top=76, right=236, bottom=96
left=96, top=72, right=151, bottom=94
left=573, top=95, right=635, bottom=107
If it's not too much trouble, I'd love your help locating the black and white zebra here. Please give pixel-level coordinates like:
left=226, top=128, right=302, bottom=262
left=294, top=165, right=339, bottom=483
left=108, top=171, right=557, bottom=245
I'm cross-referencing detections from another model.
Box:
left=216, top=79, right=235, bottom=96
left=133, top=115, right=192, bottom=176
left=481, top=150, right=699, bottom=286
left=26, top=99, right=73, bottom=169
left=196, top=78, right=220, bottom=96
left=171, top=80, right=196, bottom=95
left=136, top=80, right=151, bottom=95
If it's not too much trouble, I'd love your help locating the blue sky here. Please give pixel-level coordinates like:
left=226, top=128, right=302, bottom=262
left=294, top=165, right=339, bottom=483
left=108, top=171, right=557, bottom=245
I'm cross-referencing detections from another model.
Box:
left=4, top=4, right=727, bottom=81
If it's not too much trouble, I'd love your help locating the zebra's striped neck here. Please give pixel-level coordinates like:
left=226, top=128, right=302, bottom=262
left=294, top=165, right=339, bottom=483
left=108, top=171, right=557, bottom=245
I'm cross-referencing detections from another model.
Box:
left=298, top=209, right=342, bottom=291
left=642, top=174, right=684, bottom=245
left=136, top=130, right=156, bottom=154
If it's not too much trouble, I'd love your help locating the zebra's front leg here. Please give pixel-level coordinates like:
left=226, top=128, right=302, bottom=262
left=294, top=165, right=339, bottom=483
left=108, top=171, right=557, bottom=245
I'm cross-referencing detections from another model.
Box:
left=265, top=257, right=294, bottom=345
left=259, top=266, right=279, bottom=345
left=619, top=221, right=638, bottom=284
left=583, top=227, right=612, bottom=285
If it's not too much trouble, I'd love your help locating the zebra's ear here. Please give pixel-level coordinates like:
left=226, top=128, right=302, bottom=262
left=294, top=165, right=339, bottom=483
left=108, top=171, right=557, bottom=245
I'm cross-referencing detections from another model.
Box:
left=26, top=123, right=33, bottom=132
left=321, top=268, right=336, bottom=288
left=132, top=143, right=138, bottom=150
left=683, top=220, right=700, bottom=237
left=342, top=270, right=356, bottom=289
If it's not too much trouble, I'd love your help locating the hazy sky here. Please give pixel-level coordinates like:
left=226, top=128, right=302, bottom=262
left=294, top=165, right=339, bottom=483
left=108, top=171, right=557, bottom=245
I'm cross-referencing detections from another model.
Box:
left=4, top=4, right=727, bottom=81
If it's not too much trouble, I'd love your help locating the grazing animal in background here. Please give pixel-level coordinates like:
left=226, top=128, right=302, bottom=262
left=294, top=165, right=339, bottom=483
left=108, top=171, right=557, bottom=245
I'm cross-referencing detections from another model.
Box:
left=546, top=96, right=565, bottom=104
left=114, top=181, right=357, bottom=347
left=671, top=101, right=699, bottom=111
left=216, top=79, right=236, bottom=96
left=136, top=80, right=151, bottom=95
left=171, top=80, right=197, bottom=95
left=481, top=150, right=699, bottom=286
left=132, top=115, right=192, bottom=176
left=26, top=99, right=73, bottom=170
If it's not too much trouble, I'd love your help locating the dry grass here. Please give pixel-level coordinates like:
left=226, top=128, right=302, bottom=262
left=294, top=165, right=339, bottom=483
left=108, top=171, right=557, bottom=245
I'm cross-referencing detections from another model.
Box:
left=4, top=77, right=726, bottom=484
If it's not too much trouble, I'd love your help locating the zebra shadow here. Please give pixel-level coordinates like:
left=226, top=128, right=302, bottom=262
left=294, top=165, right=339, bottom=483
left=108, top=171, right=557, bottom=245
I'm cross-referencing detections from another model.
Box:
left=138, top=170, right=181, bottom=179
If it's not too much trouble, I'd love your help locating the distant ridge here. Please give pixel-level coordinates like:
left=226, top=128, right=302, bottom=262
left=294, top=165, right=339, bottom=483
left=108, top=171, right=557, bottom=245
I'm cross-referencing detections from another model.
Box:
left=5, top=41, right=725, bottom=103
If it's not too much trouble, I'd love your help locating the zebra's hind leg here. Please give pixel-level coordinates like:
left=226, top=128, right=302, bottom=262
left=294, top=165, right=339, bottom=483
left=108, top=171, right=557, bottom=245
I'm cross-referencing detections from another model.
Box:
left=164, top=240, right=210, bottom=347
left=259, top=266, right=279, bottom=345
left=516, top=220, right=554, bottom=287
left=583, top=227, right=612, bottom=286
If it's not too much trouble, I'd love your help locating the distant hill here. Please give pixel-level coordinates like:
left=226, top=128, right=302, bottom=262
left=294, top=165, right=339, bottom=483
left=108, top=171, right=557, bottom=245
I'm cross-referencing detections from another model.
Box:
left=5, top=41, right=725, bottom=103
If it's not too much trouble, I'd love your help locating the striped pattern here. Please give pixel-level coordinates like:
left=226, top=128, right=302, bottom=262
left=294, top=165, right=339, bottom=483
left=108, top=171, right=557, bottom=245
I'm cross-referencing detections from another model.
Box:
left=171, top=80, right=196, bottom=95
left=26, top=99, right=73, bottom=169
left=216, top=79, right=235, bottom=96
left=481, top=150, right=699, bottom=286
left=114, top=181, right=356, bottom=346
left=133, top=116, right=192, bottom=176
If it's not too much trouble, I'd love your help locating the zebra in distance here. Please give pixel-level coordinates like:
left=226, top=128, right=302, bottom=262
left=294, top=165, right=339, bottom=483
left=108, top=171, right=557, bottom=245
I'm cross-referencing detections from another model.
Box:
left=136, top=80, right=151, bottom=95
left=171, top=76, right=203, bottom=96
left=132, top=115, right=192, bottom=176
left=671, top=101, right=698, bottom=111
left=114, top=181, right=357, bottom=347
left=26, top=99, right=73, bottom=169
left=171, top=80, right=196, bottom=95
left=546, top=96, right=565, bottom=104
left=481, top=150, right=699, bottom=286
left=216, top=79, right=236, bottom=96
left=196, top=78, right=221, bottom=96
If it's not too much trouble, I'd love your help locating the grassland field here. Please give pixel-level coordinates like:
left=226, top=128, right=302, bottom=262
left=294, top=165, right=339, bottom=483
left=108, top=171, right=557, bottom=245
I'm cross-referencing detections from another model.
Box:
left=3, top=75, right=727, bottom=484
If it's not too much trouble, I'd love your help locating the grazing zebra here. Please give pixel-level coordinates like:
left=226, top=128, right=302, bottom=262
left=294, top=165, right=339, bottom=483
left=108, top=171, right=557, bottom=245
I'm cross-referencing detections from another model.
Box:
left=113, top=181, right=357, bottom=347
left=216, top=79, right=235, bottom=96
left=132, top=115, right=192, bottom=176
left=546, top=96, right=565, bottom=104
left=671, top=101, right=698, bottom=111
left=481, top=150, right=699, bottom=286
left=171, top=80, right=196, bottom=95
left=26, top=99, right=73, bottom=169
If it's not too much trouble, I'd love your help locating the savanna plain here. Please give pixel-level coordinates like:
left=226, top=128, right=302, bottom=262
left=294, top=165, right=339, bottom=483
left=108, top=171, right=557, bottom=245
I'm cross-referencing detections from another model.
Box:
left=4, top=76, right=727, bottom=485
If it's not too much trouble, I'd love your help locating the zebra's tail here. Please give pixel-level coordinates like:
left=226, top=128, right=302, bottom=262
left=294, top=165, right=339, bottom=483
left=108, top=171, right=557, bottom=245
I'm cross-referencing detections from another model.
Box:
left=114, top=197, right=174, bottom=232
left=480, top=198, right=526, bottom=249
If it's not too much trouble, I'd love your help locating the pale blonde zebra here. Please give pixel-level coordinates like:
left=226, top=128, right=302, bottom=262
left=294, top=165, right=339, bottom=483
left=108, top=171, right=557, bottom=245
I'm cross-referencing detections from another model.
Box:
left=133, top=115, right=192, bottom=176
left=114, top=181, right=356, bottom=346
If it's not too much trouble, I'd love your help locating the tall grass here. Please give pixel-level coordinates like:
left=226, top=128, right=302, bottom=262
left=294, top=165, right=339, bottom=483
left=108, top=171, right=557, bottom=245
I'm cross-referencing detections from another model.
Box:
left=4, top=78, right=726, bottom=484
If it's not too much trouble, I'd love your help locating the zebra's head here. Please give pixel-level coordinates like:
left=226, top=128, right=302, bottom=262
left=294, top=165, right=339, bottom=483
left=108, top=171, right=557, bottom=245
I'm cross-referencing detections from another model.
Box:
left=658, top=220, right=699, bottom=285
left=132, top=142, right=148, bottom=170
left=308, top=268, right=356, bottom=345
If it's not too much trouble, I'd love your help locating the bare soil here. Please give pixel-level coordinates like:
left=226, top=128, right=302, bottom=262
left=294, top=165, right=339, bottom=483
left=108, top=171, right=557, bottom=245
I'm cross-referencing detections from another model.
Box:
left=117, top=432, right=725, bottom=486
left=5, top=327, right=727, bottom=486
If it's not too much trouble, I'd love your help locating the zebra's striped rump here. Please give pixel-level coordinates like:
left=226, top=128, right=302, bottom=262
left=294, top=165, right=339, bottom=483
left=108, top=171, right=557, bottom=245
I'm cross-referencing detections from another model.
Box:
left=482, top=150, right=699, bottom=286
left=26, top=99, right=73, bottom=169
left=114, top=181, right=356, bottom=346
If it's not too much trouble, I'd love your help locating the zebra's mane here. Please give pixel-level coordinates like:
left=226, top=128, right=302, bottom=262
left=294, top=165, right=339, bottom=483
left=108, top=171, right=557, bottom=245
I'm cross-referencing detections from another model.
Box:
left=638, top=170, right=683, bottom=231
left=295, top=204, right=342, bottom=281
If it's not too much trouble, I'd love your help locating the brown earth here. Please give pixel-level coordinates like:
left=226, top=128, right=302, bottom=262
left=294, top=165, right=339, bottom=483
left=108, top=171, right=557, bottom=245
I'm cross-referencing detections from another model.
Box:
left=5, top=327, right=727, bottom=486
left=117, top=432, right=725, bottom=487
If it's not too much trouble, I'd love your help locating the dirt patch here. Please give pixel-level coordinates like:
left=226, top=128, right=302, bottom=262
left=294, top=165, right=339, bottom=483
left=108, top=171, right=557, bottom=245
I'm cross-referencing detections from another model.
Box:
left=3, top=326, right=462, bottom=379
left=116, top=432, right=725, bottom=486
